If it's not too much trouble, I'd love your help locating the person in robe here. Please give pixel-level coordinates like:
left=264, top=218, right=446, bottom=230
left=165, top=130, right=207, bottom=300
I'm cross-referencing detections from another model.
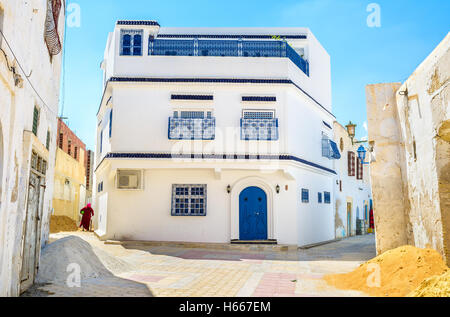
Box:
left=79, top=203, right=94, bottom=232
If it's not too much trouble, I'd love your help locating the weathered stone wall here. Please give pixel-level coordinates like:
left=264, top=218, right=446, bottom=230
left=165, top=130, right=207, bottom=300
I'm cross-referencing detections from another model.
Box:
left=366, top=33, right=450, bottom=264
left=366, top=83, right=410, bottom=254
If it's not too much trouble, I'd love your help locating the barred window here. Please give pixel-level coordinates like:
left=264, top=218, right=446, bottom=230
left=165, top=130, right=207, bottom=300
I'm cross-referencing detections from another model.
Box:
left=46, top=130, right=51, bottom=150
left=241, top=110, right=278, bottom=141
left=171, top=184, right=207, bottom=216
left=357, top=157, right=364, bottom=180
left=59, top=133, right=63, bottom=149
left=44, top=0, right=62, bottom=56
left=301, top=189, right=309, bottom=203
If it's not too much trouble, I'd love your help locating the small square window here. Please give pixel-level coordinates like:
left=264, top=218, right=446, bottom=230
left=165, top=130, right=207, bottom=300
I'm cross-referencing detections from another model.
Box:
left=301, top=189, right=309, bottom=203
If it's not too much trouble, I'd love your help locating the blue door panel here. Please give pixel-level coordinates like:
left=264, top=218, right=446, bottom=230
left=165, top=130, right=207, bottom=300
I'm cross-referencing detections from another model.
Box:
left=239, top=187, right=267, bottom=240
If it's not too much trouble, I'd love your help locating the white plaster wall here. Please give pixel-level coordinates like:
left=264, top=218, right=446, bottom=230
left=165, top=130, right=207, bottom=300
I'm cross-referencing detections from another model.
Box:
left=0, top=0, right=64, bottom=296
left=102, top=25, right=332, bottom=111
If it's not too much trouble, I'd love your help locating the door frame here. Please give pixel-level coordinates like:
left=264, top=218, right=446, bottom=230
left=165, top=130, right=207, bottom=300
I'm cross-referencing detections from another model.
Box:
left=230, top=177, right=274, bottom=241
left=346, top=202, right=352, bottom=237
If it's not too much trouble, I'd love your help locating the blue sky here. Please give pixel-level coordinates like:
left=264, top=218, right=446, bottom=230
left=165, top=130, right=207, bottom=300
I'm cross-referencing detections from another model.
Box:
left=61, top=0, right=450, bottom=150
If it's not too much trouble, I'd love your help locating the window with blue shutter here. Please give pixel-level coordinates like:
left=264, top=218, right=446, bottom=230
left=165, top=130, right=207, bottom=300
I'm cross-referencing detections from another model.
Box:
left=318, top=192, right=322, bottom=203
left=241, top=110, right=278, bottom=141
left=100, top=130, right=103, bottom=153
left=120, top=29, right=143, bottom=56
left=324, top=191, right=331, bottom=204
left=301, top=189, right=309, bottom=203
left=169, top=111, right=215, bottom=140
left=109, top=110, right=113, bottom=138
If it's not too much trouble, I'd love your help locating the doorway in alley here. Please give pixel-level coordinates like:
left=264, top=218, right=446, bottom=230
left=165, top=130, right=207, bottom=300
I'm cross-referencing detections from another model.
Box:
left=347, top=202, right=352, bottom=237
left=20, top=151, right=46, bottom=293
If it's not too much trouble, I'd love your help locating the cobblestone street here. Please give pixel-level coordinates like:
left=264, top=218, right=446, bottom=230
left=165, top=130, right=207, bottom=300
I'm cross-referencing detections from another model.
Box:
left=23, top=233, right=376, bottom=297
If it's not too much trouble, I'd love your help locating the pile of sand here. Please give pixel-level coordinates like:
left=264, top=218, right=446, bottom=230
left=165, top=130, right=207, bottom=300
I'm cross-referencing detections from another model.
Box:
left=49, top=215, right=78, bottom=233
left=408, top=270, right=450, bottom=297
left=324, top=245, right=448, bottom=297
left=37, top=236, right=134, bottom=284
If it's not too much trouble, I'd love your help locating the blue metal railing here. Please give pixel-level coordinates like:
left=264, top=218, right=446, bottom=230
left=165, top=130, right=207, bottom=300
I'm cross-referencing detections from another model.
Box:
left=240, top=118, right=279, bottom=141
left=149, top=39, right=309, bottom=76
left=168, top=118, right=216, bottom=140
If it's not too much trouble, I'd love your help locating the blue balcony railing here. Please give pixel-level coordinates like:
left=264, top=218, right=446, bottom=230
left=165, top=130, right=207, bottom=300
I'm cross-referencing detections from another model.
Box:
left=168, top=118, right=216, bottom=140
left=149, top=38, right=309, bottom=76
left=240, top=118, right=279, bottom=141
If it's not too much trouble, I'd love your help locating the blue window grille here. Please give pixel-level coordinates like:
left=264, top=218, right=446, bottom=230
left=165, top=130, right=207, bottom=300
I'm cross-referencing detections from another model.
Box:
left=302, top=189, right=309, bottom=203
left=324, top=191, right=331, bottom=204
left=109, top=110, right=113, bottom=138
left=318, top=192, right=322, bottom=203
left=171, top=184, right=207, bottom=216
left=322, top=137, right=341, bottom=159
left=120, top=29, right=143, bottom=56
left=171, top=94, right=214, bottom=101
left=180, top=111, right=205, bottom=119
left=242, top=96, right=276, bottom=102
left=168, top=116, right=216, bottom=140
left=148, top=38, right=309, bottom=76
left=240, top=111, right=278, bottom=141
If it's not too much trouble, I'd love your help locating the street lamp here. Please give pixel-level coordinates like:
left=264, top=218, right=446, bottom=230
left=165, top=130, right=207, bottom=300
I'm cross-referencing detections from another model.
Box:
left=345, top=121, right=356, bottom=141
left=357, top=145, right=370, bottom=165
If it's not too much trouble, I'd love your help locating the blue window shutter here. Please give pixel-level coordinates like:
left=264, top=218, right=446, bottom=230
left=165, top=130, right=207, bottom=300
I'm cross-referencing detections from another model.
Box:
left=100, top=130, right=103, bottom=153
left=109, top=110, right=113, bottom=138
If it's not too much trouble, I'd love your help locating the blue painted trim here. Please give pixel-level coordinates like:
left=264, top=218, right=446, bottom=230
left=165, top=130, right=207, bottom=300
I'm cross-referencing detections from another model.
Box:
left=157, top=34, right=307, bottom=39
left=117, top=20, right=160, bottom=26
left=171, top=94, right=214, bottom=100
left=108, top=77, right=334, bottom=118
left=242, top=96, right=276, bottom=102
left=322, top=121, right=332, bottom=129
left=95, top=152, right=337, bottom=175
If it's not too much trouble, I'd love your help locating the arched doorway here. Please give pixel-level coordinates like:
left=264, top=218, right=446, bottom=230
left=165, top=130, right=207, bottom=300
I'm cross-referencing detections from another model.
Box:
left=239, top=186, right=267, bottom=240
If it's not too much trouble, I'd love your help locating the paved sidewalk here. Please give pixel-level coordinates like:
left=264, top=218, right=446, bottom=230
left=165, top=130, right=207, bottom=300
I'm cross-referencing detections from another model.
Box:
left=23, top=233, right=376, bottom=297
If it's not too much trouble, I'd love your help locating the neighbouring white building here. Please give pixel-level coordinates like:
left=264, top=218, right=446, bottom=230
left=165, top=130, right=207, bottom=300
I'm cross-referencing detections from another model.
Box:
left=0, top=1, right=65, bottom=296
left=333, top=122, right=372, bottom=238
left=94, top=21, right=344, bottom=247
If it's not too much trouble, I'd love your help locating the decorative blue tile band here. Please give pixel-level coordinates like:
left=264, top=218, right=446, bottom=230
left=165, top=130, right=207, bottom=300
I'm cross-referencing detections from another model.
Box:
left=171, top=94, right=214, bottom=100
left=240, top=118, right=279, bottom=141
left=117, top=20, right=160, bottom=26
left=106, top=77, right=334, bottom=118
left=168, top=118, right=216, bottom=140
left=242, top=96, right=276, bottom=102
left=97, top=152, right=337, bottom=175
left=157, top=34, right=307, bottom=39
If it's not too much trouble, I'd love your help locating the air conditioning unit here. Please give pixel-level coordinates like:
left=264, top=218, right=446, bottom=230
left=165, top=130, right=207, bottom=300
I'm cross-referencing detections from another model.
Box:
left=117, top=170, right=141, bottom=189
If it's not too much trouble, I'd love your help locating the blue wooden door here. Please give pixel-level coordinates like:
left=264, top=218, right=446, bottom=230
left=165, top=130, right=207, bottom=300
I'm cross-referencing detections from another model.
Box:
left=239, top=187, right=267, bottom=240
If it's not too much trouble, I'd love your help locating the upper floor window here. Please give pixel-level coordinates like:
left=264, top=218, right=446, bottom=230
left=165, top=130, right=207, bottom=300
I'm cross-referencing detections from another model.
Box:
left=74, top=146, right=78, bottom=160
left=120, top=29, right=143, bottom=56
left=322, top=134, right=341, bottom=159
left=32, top=106, right=40, bottom=136
left=109, top=109, right=113, bottom=138
left=301, top=189, right=309, bottom=203
left=59, top=133, right=64, bottom=149
left=241, top=110, right=278, bottom=141
left=324, top=191, right=331, bottom=204
left=67, top=140, right=72, bottom=156
left=356, top=158, right=363, bottom=180
left=348, top=151, right=356, bottom=176
left=318, top=192, right=322, bottom=203
left=46, top=130, right=51, bottom=150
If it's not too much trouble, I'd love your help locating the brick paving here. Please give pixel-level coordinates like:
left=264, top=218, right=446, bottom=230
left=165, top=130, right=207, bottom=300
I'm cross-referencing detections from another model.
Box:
left=22, top=233, right=376, bottom=297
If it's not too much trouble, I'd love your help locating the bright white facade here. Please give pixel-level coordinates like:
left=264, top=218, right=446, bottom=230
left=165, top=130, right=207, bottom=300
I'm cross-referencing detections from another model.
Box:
left=94, top=21, right=340, bottom=247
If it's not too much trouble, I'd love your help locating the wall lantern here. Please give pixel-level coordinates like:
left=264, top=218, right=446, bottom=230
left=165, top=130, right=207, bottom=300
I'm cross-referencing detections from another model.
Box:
left=345, top=121, right=356, bottom=143
left=276, top=184, right=280, bottom=194
left=357, top=145, right=370, bottom=165
left=227, top=185, right=231, bottom=194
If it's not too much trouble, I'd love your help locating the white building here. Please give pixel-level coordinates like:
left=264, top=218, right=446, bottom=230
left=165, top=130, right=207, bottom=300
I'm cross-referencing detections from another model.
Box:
left=333, top=122, right=373, bottom=238
left=94, top=21, right=342, bottom=247
left=0, top=0, right=65, bottom=296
